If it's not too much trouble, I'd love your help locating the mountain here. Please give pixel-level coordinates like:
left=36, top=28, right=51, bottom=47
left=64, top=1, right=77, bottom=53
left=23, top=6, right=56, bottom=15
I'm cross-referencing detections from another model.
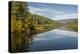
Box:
left=66, top=18, right=78, bottom=32
left=56, top=18, right=78, bottom=32
left=58, top=18, right=77, bottom=24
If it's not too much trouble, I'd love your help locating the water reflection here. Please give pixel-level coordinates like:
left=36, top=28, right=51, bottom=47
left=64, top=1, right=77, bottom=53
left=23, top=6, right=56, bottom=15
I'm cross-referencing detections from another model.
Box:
left=11, top=28, right=78, bottom=52
left=30, top=29, right=77, bottom=51
left=11, top=31, right=36, bottom=52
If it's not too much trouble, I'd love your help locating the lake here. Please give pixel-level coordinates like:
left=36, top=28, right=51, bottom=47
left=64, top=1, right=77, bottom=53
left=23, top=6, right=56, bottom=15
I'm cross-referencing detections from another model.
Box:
left=29, top=27, right=78, bottom=51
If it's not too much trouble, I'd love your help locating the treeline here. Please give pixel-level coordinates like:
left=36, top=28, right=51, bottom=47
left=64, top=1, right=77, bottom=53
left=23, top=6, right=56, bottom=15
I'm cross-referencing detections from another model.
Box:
left=10, top=1, right=61, bottom=52
left=66, top=19, right=78, bottom=32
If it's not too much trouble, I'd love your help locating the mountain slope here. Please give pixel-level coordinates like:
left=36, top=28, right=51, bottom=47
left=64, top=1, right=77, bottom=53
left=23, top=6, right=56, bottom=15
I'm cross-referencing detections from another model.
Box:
left=57, top=18, right=78, bottom=32
left=66, top=19, right=78, bottom=32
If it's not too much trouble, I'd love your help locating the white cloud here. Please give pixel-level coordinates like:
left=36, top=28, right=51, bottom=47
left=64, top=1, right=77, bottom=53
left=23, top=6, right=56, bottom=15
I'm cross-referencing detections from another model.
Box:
left=54, top=13, right=78, bottom=20
left=28, top=6, right=64, bottom=14
left=28, top=6, right=78, bottom=20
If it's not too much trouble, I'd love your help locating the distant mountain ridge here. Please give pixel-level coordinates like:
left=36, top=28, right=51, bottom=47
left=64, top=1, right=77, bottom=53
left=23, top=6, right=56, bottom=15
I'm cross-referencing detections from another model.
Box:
left=58, top=18, right=78, bottom=23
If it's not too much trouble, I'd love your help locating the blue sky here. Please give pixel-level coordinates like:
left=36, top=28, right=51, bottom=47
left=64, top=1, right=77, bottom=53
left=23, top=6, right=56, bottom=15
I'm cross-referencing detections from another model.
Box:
left=28, top=2, right=78, bottom=20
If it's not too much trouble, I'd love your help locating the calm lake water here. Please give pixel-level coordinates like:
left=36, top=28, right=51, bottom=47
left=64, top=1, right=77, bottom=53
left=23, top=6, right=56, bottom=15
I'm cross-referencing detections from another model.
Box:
left=29, top=27, right=78, bottom=51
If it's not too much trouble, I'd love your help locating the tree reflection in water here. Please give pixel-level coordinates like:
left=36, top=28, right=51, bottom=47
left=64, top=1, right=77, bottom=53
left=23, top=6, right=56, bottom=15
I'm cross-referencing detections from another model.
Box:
left=11, top=24, right=36, bottom=53
left=11, top=32, right=36, bottom=52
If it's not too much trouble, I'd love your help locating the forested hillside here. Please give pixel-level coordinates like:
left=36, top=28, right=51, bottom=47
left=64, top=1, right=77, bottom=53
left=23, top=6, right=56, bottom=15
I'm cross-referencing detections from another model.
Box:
left=58, top=18, right=78, bottom=32
left=66, top=19, right=78, bottom=32
left=11, top=1, right=61, bottom=34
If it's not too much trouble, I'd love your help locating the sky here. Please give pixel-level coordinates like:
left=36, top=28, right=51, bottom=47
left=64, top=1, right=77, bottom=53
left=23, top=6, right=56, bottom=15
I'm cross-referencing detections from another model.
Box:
left=28, top=2, right=78, bottom=20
